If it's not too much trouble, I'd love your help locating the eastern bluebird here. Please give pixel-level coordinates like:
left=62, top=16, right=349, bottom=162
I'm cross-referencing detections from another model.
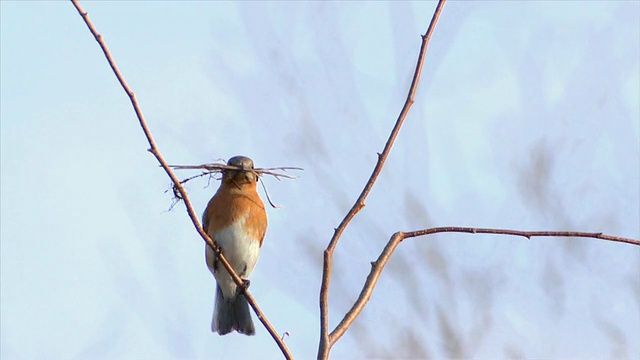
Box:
left=202, top=156, right=267, bottom=335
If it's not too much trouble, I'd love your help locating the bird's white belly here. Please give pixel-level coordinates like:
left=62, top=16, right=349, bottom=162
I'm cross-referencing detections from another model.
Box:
left=210, top=215, right=260, bottom=299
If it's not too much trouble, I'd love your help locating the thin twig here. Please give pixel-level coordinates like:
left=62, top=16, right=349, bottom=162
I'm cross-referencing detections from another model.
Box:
left=317, top=1, right=447, bottom=359
left=170, top=163, right=301, bottom=208
left=259, top=177, right=282, bottom=209
left=330, top=228, right=640, bottom=343
left=70, top=1, right=293, bottom=358
left=170, top=163, right=302, bottom=180
left=175, top=171, right=214, bottom=186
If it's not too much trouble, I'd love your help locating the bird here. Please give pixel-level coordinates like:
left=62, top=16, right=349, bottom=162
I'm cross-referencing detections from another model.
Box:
left=202, top=155, right=267, bottom=335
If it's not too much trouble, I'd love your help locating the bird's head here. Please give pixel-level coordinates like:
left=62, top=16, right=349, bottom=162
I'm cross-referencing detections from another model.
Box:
left=223, top=155, right=258, bottom=186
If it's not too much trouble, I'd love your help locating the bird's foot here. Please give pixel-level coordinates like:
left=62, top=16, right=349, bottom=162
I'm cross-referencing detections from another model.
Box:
left=240, top=279, right=251, bottom=291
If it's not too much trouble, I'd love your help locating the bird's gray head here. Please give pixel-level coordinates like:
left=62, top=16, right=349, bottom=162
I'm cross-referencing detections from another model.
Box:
left=223, top=155, right=257, bottom=185
left=227, top=156, right=255, bottom=170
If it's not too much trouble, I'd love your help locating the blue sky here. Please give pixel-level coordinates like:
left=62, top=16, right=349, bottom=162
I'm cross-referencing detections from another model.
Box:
left=1, top=1, right=639, bottom=359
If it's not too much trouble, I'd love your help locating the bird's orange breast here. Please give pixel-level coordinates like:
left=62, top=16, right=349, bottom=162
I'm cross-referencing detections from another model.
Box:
left=203, top=183, right=267, bottom=247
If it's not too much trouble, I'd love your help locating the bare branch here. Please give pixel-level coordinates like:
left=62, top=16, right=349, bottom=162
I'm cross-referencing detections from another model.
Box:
left=317, top=1, right=447, bottom=358
left=402, top=227, right=640, bottom=246
left=330, top=228, right=640, bottom=343
left=70, top=1, right=293, bottom=358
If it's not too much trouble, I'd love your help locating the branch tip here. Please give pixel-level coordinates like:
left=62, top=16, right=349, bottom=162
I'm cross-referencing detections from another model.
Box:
left=281, top=331, right=290, bottom=341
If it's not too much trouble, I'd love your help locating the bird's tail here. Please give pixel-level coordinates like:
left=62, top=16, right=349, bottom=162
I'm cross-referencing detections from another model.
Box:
left=212, top=284, right=255, bottom=335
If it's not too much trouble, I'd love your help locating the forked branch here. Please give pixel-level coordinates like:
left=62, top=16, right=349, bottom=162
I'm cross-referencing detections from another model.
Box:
left=317, top=1, right=447, bottom=359
left=317, top=0, right=638, bottom=357
left=331, top=228, right=639, bottom=343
